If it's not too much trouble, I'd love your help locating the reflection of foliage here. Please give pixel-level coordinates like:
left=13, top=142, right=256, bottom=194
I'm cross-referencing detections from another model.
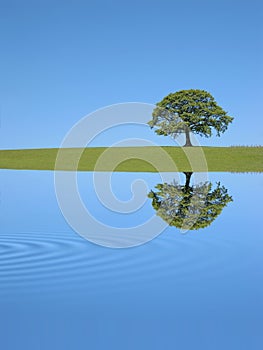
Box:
left=148, top=173, right=233, bottom=230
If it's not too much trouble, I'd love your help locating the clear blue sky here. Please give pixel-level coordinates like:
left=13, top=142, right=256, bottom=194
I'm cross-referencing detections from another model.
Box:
left=0, top=0, right=262, bottom=149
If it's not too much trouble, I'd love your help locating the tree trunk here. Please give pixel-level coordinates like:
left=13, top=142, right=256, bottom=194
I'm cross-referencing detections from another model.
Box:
left=184, top=127, right=193, bottom=147
left=183, top=172, right=193, bottom=189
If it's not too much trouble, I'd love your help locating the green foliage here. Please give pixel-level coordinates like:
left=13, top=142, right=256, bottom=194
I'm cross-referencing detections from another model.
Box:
left=148, top=89, right=234, bottom=143
left=148, top=173, right=233, bottom=230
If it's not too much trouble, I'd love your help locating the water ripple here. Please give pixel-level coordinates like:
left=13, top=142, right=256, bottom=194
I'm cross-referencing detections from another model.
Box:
left=0, top=231, right=242, bottom=299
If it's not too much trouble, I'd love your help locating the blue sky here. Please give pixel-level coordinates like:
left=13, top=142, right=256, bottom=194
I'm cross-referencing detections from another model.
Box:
left=0, top=0, right=262, bottom=149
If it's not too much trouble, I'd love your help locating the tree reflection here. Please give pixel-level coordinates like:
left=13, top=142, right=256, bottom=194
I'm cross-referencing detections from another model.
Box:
left=148, top=172, right=233, bottom=230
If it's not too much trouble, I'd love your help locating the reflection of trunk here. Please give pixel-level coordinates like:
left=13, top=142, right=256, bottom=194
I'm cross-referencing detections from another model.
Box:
left=183, top=172, right=193, bottom=189
left=180, top=172, right=193, bottom=215
left=184, top=126, right=192, bottom=147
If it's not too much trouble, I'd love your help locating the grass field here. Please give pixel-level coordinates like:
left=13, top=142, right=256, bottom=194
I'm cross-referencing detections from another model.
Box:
left=0, top=147, right=262, bottom=172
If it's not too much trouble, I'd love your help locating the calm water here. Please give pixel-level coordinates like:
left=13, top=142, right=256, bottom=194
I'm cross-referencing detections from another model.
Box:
left=0, top=170, right=263, bottom=350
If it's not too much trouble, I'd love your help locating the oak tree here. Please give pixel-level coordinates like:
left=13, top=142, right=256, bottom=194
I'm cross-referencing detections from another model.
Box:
left=148, top=89, right=233, bottom=146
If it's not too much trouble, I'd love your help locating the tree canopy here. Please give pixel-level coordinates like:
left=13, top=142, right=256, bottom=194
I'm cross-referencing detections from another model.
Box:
left=148, top=89, right=234, bottom=146
left=148, top=172, right=233, bottom=230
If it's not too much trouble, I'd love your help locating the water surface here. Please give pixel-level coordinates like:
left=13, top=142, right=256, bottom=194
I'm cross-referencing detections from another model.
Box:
left=0, top=170, right=263, bottom=350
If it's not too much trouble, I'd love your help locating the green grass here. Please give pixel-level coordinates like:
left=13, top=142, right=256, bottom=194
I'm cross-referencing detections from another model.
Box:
left=0, top=147, right=262, bottom=172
